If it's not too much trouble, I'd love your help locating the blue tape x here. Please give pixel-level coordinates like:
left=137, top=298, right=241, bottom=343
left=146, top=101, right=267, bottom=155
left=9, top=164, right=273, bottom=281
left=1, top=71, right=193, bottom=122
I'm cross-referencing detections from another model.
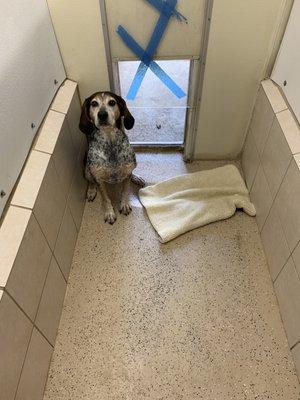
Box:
left=117, top=0, right=187, bottom=100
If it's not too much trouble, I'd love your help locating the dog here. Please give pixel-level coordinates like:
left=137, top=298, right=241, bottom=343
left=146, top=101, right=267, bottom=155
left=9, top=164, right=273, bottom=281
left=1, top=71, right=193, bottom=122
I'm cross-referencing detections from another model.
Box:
left=79, top=91, right=144, bottom=225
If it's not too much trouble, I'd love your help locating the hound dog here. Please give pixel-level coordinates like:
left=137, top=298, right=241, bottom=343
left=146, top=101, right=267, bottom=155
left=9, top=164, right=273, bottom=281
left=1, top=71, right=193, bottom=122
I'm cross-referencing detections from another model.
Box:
left=79, top=91, right=145, bottom=225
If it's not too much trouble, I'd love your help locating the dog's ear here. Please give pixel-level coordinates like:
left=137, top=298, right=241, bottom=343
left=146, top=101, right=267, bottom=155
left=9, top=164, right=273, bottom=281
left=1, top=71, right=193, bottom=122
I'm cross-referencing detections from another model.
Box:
left=114, top=94, right=135, bottom=130
left=79, top=96, right=94, bottom=135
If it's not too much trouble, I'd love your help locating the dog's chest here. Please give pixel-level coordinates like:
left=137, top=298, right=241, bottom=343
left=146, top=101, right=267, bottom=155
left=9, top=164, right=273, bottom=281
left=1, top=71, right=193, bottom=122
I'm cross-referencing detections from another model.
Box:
left=87, top=129, right=136, bottom=183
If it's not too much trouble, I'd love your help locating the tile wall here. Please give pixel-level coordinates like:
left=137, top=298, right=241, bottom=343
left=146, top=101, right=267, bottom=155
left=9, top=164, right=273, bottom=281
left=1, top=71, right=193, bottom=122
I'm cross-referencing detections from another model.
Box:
left=242, top=79, right=300, bottom=380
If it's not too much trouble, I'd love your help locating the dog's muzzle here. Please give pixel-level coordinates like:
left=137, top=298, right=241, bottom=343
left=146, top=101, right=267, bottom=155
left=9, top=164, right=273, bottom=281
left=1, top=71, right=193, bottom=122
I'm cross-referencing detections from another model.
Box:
left=98, top=109, right=108, bottom=123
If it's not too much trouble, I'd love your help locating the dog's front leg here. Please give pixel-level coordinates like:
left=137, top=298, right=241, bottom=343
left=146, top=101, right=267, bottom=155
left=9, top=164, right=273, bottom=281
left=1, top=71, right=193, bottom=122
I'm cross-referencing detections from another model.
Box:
left=99, top=181, right=116, bottom=225
left=131, top=174, right=145, bottom=187
left=87, top=182, right=97, bottom=202
left=120, top=177, right=132, bottom=216
left=85, top=167, right=98, bottom=202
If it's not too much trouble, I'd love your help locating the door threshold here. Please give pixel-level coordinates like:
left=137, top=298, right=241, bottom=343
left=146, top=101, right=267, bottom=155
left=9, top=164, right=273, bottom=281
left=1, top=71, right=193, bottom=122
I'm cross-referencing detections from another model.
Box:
left=131, top=143, right=184, bottom=152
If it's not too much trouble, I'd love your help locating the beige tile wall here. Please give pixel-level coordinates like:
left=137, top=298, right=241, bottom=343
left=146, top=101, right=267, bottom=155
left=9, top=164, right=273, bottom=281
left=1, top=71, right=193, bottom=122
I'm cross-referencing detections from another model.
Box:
left=0, top=80, right=87, bottom=400
left=242, top=78, right=300, bottom=381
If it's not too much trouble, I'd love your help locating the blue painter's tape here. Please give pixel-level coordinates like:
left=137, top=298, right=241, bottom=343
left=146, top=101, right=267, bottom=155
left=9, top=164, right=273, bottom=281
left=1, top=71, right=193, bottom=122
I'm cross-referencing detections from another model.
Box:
left=148, top=61, right=186, bottom=98
left=147, top=0, right=187, bottom=22
left=126, top=0, right=174, bottom=99
left=146, top=0, right=176, bottom=55
left=117, top=25, right=186, bottom=99
left=116, top=0, right=187, bottom=100
left=127, top=63, right=148, bottom=100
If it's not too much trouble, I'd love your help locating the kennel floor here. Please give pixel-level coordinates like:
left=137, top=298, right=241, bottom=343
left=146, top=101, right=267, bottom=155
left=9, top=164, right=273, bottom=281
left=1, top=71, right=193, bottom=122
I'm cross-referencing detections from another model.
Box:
left=44, top=152, right=300, bottom=400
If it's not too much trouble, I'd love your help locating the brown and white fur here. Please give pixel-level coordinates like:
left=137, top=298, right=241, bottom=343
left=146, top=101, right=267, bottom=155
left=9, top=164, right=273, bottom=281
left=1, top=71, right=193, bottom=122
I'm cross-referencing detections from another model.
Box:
left=79, top=91, right=144, bottom=224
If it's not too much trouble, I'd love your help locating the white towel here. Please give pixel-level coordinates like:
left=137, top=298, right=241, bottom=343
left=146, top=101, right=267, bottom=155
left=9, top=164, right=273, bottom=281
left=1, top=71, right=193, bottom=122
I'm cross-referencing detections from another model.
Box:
left=139, top=164, right=256, bottom=243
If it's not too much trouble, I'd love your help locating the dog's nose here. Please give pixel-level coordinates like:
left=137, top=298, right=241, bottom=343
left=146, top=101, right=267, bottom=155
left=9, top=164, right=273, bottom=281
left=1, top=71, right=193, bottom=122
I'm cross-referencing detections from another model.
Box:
left=98, top=110, right=108, bottom=122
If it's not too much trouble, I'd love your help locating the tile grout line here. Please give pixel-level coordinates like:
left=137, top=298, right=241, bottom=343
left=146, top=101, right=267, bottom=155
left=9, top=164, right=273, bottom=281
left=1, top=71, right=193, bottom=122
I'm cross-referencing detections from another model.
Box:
left=12, top=320, right=34, bottom=400
left=34, top=148, right=52, bottom=156
left=258, top=94, right=276, bottom=159
left=12, top=320, right=54, bottom=400
left=261, top=157, right=295, bottom=285
left=275, top=108, right=289, bottom=116
left=4, top=291, right=54, bottom=400
left=259, top=155, right=292, bottom=235
left=273, top=254, right=291, bottom=284
left=270, top=260, right=300, bottom=375
left=32, top=207, right=68, bottom=285
left=248, top=129, right=261, bottom=193
left=12, top=204, right=34, bottom=212
left=50, top=108, right=68, bottom=116
left=262, top=81, right=288, bottom=116
left=4, top=283, right=54, bottom=348
left=249, top=100, right=276, bottom=196
left=31, top=231, right=58, bottom=337
left=291, top=340, right=300, bottom=351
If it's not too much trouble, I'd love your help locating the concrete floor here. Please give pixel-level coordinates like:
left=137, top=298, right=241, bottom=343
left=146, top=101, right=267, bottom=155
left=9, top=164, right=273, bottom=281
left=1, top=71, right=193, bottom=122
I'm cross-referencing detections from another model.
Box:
left=44, top=153, right=300, bottom=400
left=119, top=61, right=190, bottom=143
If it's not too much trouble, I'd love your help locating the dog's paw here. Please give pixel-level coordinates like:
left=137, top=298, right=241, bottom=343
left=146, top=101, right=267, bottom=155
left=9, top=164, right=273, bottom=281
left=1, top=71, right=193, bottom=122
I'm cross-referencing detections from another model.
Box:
left=87, top=187, right=97, bottom=202
left=131, top=174, right=146, bottom=188
left=119, top=202, right=132, bottom=216
left=104, top=209, right=117, bottom=225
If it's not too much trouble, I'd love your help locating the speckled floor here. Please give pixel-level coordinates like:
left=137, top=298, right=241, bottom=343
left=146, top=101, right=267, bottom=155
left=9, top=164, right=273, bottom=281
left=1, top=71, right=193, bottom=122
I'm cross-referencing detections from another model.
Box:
left=44, top=153, right=300, bottom=400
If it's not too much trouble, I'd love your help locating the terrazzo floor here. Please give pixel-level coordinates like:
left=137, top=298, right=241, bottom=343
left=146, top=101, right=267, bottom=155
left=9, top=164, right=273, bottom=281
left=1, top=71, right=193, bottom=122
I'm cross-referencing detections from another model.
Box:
left=44, top=153, right=300, bottom=400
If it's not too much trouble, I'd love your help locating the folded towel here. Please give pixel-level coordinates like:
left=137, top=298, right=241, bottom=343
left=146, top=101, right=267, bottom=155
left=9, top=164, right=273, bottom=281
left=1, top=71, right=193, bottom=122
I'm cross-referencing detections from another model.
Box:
left=139, top=164, right=256, bottom=243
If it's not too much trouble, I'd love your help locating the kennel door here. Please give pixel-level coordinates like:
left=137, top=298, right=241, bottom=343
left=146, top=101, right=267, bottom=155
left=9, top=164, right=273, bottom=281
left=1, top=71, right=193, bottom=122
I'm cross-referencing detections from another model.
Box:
left=104, top=0, right=206, bottom=60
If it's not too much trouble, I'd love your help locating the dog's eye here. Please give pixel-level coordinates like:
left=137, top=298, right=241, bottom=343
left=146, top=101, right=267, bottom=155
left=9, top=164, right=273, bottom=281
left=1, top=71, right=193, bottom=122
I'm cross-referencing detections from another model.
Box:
left=108, top=100, right=116, bottom=107
left=91, top=100, right=99, bottom=107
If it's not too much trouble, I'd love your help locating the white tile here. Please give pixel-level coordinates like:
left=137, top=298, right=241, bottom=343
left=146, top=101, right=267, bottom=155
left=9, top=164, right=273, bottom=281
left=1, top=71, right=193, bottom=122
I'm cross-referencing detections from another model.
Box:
left=5, top=212, right=52, bottom=321
left=250, top=164, right=273, bottom=230
left=34, top=110, right=65, bottom=154
left=35, top=258, right=67, bottom=345
left=50, top=79, right=82, bottom=158
left=0, top=292, right=32, bottom=400
left=0, top=206, right=31, bottom=287
left=51, top=79, right=77, bottom=114
left=12, top=151, right=51, bottom=210
left=261, top=117, right=292, bottom=199
left=54, top=205, right=78, bottom=280
left=35, top=110, right=77, bottom=198
left=277, top=110, right=300, bottom=155
left=275, top=158, right=300, bottom=252
left=251, top=87, right=275, bottom=157
left=15, top=328, right=53, bottom=400
left=261, top=79, right=288, bottom=114
left=274, top=257, right=300, bottom=347
left=242, top=129, right=260, bottom=191
left=261, top=203, right=290, bottom=281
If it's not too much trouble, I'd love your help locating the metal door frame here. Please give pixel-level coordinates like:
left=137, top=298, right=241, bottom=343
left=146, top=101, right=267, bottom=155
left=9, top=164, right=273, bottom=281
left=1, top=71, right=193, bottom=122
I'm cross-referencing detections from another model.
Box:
left=99, top=0, right=214, bottom=161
